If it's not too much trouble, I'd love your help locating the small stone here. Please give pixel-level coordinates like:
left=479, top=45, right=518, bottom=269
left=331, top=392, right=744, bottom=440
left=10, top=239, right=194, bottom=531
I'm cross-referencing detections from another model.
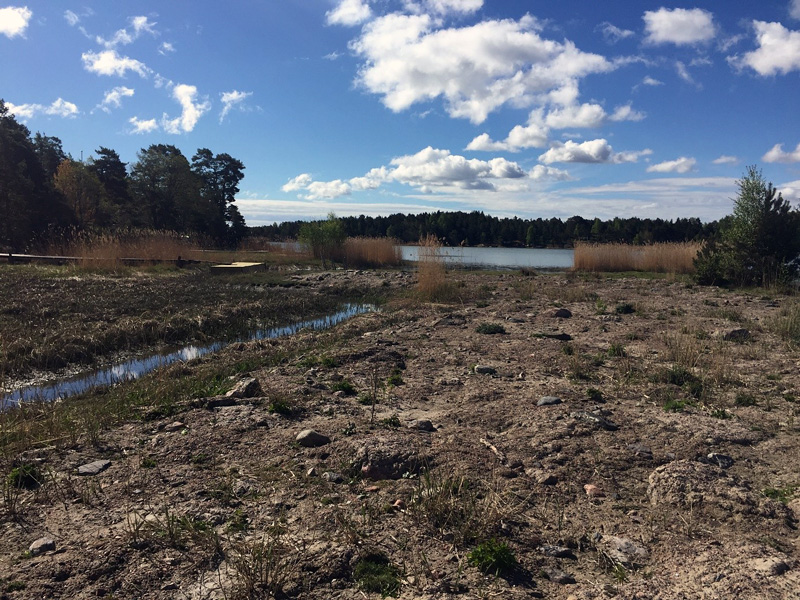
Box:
left=407, top=419, right=436, bottom=432
left=322, top=471, right=344, bottom=483
left=537, top=473, right=558, bottom=486
left=538, top=545, right=575, bottom=559
left=702, top=453, right=734, bottom=469
left=627, top=443, right=653, bottom=458
left=306, top=467, right=317, bottom=477
left=538, top=396, right=562, bottom=406
left=474, top=365, right=497, bottom=375
left=392, top=498, right=406, bottom=510
left=602, top=536, right=648, bottom=566
left=552, top=308, right=572, bottom=319
left=584, top=484, right=605, bottom=499
left=29, top=537, right=56, bottom=556
left=77, top=460, right=111, bottom=476
left=296, top=429, right=331, bottom=448
left=571, top=411, right=618, bottom=431
left=164, top=421, right=185, bottom=432
left=226, top=377, right=263, bottom=399
left=541, top=566, right=575, bottom=584
left=365, top=485, right=380, bottom=493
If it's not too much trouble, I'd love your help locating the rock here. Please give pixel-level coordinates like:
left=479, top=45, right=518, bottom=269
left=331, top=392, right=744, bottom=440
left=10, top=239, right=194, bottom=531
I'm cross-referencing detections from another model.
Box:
left=584, top=484, right=605, bottom=499
left=538, top=396, right=562, bottom=406
left=203, top=396, right=238, bottom=409
left=723, top=328, right=750, bottom=342
left=29, top=537, right=56, bottom=555
left=601, top=536, right=648, bottom=566
left=322, top=471, right=344, bottom=483
left=538, top=544, right=575, bottom=559
left=541, top=566, right=575, bottom=584
left=226, top=377, right=263, bottom=399
left=537, top=332, right=573, bottom=341
left=552, top=308, right=572, bottom=319
left=355, top=437, right=424, bottom=480
left=407, top=419, right=435, bottom=432
left=699, top=453, right=735, bottom=469
left=77, top=460, right=111, bottom=476
left=296, top=429, right=331, bottom=448
left=164, top=421, right=185, bottom=432
left=392, top=498, right=406, bottom=510
left=627, top=443, right=653, bottom=459
left=474, top=365, right=497, bottom=375
left=537, top=473, right=558, bottom=486
left=571, top=411, right=619, bottom=431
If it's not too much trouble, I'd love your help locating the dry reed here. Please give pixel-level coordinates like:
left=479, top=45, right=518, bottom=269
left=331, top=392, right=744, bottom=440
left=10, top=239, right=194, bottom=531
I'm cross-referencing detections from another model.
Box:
left=337, top=237, right=402, bottom=268
left=416, top=234, right=453, bottom=301
left=573, top=242, right=701, bottom=274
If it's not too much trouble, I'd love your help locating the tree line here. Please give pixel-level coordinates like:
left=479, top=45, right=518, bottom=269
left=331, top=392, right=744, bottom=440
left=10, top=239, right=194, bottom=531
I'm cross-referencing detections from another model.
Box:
left=0, top=99, right=246, bottom=251
left=253, top=211, right=720, bottom=248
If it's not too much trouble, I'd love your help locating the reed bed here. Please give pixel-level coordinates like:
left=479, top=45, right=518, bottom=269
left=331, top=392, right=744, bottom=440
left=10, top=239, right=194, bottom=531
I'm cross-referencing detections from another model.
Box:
left=336, top=237, right=402, bottom=268
left=416, top=234, right=456, bottom=301
left=573, top=242, right=701, bottom=274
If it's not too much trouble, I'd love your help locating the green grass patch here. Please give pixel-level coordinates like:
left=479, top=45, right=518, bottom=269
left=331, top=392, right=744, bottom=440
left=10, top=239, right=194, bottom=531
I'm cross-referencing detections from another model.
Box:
left=354, top=553, right=401, bottom=597
left=476, top=323, right=506, bottom=335
left=468, top=539, right=518, bottom=575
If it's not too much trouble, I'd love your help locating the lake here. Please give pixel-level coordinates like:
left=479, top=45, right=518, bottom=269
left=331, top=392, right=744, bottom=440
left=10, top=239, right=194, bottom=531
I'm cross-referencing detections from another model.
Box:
left=399, top=246, right=574, bottom=269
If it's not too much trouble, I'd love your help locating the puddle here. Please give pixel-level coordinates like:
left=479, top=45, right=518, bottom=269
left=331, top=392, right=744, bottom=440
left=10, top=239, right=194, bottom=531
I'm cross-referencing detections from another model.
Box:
left=2, top=303, right=374, bottom=409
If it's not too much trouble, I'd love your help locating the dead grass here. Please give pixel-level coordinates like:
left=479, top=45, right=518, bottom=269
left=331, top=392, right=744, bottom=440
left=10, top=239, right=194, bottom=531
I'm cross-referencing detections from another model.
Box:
left=574, top=242, right=701, bottom=274
left=416, top=235, right=456, bottom=301
left=337, top=237, right=402, bottom=268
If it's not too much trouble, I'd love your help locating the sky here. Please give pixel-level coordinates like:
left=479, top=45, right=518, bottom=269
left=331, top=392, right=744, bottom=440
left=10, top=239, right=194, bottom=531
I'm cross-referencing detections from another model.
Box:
left=2, top=0, right=800, bottom=226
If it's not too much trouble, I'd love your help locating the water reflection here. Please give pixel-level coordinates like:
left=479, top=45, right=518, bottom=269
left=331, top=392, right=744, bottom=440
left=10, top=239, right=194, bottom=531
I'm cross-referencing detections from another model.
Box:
left=2, top=303, right=374, bottom=409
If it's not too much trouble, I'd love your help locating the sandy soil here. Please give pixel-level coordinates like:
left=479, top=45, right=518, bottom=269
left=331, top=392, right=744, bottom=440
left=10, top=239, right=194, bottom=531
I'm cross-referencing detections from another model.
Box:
left=1, top=269, right=799, bottom=599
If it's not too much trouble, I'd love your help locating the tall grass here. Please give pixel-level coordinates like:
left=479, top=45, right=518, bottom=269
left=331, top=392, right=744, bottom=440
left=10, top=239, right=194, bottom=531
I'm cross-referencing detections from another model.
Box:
left=416, top=234, right=454, bottom=301
left=573, top=242, right=701, bottom=274
left=336, top=237, right=402, bottom=268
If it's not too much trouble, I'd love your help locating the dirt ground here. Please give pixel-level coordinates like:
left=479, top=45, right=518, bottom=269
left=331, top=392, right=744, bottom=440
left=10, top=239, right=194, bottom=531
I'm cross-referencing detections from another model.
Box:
left=1, top=269, right=799, bottom=599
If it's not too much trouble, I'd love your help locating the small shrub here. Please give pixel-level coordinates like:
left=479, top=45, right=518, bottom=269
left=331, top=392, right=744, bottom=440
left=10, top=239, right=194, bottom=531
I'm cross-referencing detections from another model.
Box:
left=663, top=398, right=688, bottom=412
left=140, top=456, right=157, bottom=469
left=763, top=485, right=798, bottom=504
left=476, top=323, right=506, bottom=335
left=734, top=392, right=757, bottom=407
left=710, top=408, right=732, bottom=419
left=586, top=388, right=604, bottom=402
left=353, top=553, right=401, bottom=597
left=227, top=509, right=249, bottom=533
left=595, top=298, right=608, bottom=314
left=380, top=415, right=401, bottom=429
left=561, top=343, right=575, bottom=356
left=268, top=399, right=293, bottom=416
left=386, top=369, right=404, bottom=387
left=468, top=539, right=518, bottom=575
left=331, top=379, right=357, bottom=396
left=615, top=303, right=635, bottom=315
left=6, top=463, right=41, bottom=489
left=607, top=343, right=627, bottom=358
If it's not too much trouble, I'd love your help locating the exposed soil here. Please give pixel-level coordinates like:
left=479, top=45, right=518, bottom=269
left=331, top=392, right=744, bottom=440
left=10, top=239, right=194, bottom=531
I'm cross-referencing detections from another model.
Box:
left=2, top=269, right=799, bottom=599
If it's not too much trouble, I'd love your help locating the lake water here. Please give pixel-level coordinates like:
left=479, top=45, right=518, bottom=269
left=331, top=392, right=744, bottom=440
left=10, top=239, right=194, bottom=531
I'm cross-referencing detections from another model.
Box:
left=1, top=303, right=374, bottom=409
left=399, top=246, right=574, bottom=269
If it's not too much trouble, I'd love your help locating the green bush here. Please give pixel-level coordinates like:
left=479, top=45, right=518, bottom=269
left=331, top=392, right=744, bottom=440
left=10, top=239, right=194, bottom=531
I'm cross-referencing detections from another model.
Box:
left=6, top=463, right=41, bottom=489
left=353, top=553, right=401, bottom=597
left=468, top=539, right=518, bottom=575
left=476, top=323, right=506, bottom=335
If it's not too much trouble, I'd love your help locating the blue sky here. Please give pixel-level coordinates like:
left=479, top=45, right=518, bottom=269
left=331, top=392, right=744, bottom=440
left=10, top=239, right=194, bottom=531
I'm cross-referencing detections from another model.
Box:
left=2, top=1, right=800, bottom=225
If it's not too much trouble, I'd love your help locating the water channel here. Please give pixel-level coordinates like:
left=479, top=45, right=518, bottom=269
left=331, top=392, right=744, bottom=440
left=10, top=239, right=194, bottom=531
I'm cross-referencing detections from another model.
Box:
left=1, top=303, right=374, bottom=409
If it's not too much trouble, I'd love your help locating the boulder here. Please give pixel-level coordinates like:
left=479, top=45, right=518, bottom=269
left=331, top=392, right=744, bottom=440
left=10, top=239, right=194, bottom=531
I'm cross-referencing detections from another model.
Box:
left=77, top=460, right=111, bottom=476
left=296, top=429, right=331, bottom=448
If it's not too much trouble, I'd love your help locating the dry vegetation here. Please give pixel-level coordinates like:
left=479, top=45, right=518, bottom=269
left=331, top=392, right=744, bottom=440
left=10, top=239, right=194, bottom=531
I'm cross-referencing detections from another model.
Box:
left=337, top=237, right=402, bottom=268
left=574, top=242, right=701, bottom=274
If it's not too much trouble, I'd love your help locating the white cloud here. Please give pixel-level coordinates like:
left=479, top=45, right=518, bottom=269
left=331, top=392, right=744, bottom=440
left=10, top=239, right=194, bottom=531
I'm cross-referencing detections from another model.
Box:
left=407, top=0, right=483, bottom=16
left=326, top=0, right=372, bottom=26
left=529, top=165, right=572, bottom=181
left=729, top=21, right=800, bottom=76
left=779, top=179, right=800, bottom=206
left=539, top=139, right=649, bottom=164
left=129, top=116, right=158, bottom=134
left=323, top=51, right=341, bottom=60
left=350, top=13, right=612, bottom=124
left=792, top=0, right=800, bottom=20
left=610, top=104, right=645, bottom=122
left=545, top=103, right=606, bottom=129
left=82, top=50, right=150, bottom=77
left=97, top=86, right=134, bottom=113
left=64, top=10, right=79, bottom=27
left=283, top=174, right=314, bottom=192
left=97, top=15, right=157, bottom=49
left=675, top=61, right=700, bottom=87
left=642, top=76, right=663, bottom=86
left=7, top=98, right=79, bottom=120
left=646, top=157, right=697, bottom=173
left=598, top=22, right=634, bottom=44
left=643, top=7, right=716, bottom=46
left=0, top=6, right=32, bottom=38
left=713, top=155, right=739, bottom=165
left=219, top=90, right=253, bottom=122
left=159, top=42, right=175, bottom=55
left=306, top=180, right=352, bottom=199
left=162, top=84, right=210, bottom=134
left=763, top=142, right=800, bottom=163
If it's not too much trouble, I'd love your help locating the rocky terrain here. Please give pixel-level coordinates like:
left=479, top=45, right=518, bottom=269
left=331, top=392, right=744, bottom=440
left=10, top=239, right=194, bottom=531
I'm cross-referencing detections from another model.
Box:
left=1, top=269, right=799, bottom=599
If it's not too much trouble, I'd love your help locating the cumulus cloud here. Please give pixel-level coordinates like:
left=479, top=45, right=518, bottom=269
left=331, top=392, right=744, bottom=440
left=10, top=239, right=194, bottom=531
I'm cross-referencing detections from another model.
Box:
left=97, top=15, right=157, bottom=49
left=763, top=142, right=800, bottom=163
left=610, top=104, right=645, bottom=121
left=129, top=116, right=158, bottom=134
left=82, top=49, right=150, bottom=77
left=0, top=6, right=32, bottom=38
left=350, top=13, right=613, bottom=124
left=779, top=180, right=800, bottom=206
left=7, top=98, right=79, bottom=120
left=219, top=90, right=253, bottom=122
left=284, top=146, right=540, bottom=199
left=539, top=139, right=651, bottom=165
left=529, top=165, right=572, bottom=181
left=598, top=22, right=634, bottom=44
left=161, top=84, right=210, bottom=134
left=729, top=21, right=800, bottom=76
left=326, top=0, right=372, bottom=26
left=713, top=155, right=739, bottom=165
left=545, top=103, right=606, bottom=129
left=405, top=0, right=484, bottom=16
left=646, top=157, right=697, bottom=173
left=96, top=86, right=134, bottom=113
left=643, top=7, right=716, bottom=46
